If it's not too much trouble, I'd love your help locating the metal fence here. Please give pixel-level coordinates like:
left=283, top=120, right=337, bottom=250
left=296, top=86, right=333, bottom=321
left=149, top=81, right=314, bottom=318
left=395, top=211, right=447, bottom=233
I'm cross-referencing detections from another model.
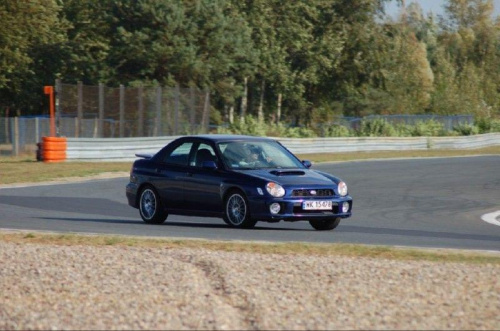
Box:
left=57, top=80, right=211, bottom=139
left=0, top=88, right=477, bottom=157
left=0, top=117, right=52, bottom=156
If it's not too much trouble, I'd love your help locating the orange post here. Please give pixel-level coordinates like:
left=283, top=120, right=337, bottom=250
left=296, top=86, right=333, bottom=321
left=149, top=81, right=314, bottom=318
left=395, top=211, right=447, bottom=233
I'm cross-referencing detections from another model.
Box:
left=44, top=86, right=55, bottom=137
left=41, top=86, right=66, bottom=162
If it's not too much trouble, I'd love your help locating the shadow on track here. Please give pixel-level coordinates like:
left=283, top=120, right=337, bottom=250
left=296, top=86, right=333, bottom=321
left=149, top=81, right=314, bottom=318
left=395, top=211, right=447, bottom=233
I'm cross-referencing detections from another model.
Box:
left=37, top=217, right=304, bottom=231
left=38, top=217, right=143, bottom=225
left=0, top=196, right=134, bottom=218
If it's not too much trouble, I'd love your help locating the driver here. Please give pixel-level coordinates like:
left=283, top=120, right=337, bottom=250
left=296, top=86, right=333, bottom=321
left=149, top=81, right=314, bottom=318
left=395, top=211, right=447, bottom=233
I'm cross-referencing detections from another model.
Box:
left=243, top=146, right=260, bottom=163
left=242, top=145, right=272, bottom=166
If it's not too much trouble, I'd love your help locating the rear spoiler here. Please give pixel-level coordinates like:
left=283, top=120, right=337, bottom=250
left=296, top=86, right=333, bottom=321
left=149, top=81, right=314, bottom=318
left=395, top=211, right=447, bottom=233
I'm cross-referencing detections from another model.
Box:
left=135, top=153, right=154, bottom=159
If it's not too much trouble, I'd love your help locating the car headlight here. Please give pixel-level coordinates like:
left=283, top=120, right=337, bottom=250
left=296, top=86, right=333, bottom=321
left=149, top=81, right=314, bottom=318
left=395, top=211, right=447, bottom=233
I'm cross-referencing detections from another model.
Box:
left=266, top=182, right=285, bottom=197
left=338, top=181, right=348, bottom=196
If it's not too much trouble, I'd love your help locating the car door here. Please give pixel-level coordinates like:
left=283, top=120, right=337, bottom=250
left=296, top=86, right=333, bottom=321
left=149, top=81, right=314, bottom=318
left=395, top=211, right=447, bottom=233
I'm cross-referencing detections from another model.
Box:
left=152, top=141, right=194, bottom=211
left=181, top=142, right=224, bottom=213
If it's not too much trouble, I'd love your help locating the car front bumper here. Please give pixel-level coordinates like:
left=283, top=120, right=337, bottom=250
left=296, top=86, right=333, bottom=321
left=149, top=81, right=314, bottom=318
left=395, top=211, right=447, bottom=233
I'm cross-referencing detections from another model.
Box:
left=247, top=195, right=353, bottom=222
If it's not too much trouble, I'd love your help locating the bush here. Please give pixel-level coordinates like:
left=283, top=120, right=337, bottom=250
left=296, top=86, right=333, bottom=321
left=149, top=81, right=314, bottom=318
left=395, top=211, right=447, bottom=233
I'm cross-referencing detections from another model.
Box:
left=475, top=117, right=500, bottom=133
left=490, top=119, right=500, bottom=132
left=216, top=115, right=496, bottom=138
left=357, top=118, right=398, bottom=137
left=453, top=123, right=479, bottom=135
left=217, top=116, right=267, bottom=136
left=323, top=125, right=352, bottom=137
left=407, top=120, right=445, bottom=137
left=282, top=126, right=317, bottom=138
left=217, top=116, right=317, bottom=138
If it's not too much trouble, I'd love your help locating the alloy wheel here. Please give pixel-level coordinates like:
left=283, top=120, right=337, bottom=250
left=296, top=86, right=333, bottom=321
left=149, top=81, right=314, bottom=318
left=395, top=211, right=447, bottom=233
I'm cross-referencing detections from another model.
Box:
left=226, top=193, right=247, bottom=226
left=140, top=188, right=156, bottom=220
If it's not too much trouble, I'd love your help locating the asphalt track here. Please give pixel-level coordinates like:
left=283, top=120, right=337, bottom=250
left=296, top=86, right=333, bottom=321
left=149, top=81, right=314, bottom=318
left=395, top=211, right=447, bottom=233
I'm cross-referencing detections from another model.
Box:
left=1, top=156, right=499, bottom=251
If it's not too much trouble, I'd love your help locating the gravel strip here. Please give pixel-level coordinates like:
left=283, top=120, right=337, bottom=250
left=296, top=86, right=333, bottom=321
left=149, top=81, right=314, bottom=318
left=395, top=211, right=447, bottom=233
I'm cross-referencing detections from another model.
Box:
left=1, top=242, right=499, bottom=330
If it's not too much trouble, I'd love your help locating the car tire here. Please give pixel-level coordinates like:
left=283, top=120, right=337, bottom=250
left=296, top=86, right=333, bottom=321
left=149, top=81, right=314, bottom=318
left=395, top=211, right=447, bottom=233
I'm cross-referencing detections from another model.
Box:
left=309, top=218, right=340, bottom=231
left=139, top=186, right=168, bottom=224
left=223, top=190, right=257, bottom=229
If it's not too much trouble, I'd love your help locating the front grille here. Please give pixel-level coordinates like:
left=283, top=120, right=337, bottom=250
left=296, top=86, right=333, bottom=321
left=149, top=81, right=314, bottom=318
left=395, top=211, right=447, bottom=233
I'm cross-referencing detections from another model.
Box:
left=291, top=189, right=334, bottom=197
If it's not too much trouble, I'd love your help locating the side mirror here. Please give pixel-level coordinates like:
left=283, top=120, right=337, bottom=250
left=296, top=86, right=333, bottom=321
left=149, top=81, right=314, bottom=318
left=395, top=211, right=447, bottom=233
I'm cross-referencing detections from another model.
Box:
left=302, top=160, right=312, bottom=168
left=202, top=160, right=218, bottom=170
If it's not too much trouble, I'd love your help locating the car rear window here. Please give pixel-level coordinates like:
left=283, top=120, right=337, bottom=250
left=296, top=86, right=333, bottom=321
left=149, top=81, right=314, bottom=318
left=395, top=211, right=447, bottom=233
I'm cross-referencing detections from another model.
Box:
left=163, top=142, right=193, bottom=166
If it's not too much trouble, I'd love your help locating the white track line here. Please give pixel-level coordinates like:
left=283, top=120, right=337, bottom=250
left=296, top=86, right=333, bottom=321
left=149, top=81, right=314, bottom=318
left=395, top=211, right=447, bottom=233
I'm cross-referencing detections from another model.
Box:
left=481, top=211, right=500, bottom=227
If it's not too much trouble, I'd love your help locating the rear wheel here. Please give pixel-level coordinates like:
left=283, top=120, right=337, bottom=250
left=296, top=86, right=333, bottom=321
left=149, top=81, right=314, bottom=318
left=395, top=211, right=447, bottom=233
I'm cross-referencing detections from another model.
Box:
left=223, top=190, right=257, bottom=229
left=139, top=186, right=168, bottom=224
left=309, top=218, right=340, bottom=231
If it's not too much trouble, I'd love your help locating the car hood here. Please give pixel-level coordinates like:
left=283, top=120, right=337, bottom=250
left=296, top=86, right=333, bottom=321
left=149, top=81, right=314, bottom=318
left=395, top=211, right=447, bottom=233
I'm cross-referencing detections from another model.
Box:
left=234, top=168, right=337, bottom=186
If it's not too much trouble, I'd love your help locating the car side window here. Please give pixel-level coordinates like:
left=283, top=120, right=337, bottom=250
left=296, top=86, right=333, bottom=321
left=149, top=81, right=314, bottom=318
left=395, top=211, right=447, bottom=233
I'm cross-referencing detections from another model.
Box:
left=191, top=143, right=217, bottom=167
left=163, top=142, right=193, bottom=166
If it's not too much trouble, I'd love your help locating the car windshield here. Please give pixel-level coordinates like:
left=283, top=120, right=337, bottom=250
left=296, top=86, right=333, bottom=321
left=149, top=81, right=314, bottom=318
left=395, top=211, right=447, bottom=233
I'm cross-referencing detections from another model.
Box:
left=218, top=140, right=304, bottom=170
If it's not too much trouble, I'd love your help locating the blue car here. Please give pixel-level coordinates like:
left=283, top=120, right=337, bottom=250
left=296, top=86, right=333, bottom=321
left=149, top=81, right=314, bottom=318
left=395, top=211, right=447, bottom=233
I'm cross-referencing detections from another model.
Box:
left=126, top=135, right=352, bottom=230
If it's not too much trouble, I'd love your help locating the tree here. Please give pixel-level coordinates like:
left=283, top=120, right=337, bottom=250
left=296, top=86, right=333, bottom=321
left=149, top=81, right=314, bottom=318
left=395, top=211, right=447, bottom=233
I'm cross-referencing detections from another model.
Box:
left=107, top=0, right=255, bottom=88
left=438, top=0, right=500, bottom=118
left=444, top=0, right=495, bottom=29
left=430, top=47, right=461, bottom=115
left=59, top=0, right=113, bottom=84
left=325, top=0, right=390, bottom=117
left=0, top=0, right=66, bottom=115
left=383, top=31, right=434, bottom=114
left=229, top=0, right=349, bottom=125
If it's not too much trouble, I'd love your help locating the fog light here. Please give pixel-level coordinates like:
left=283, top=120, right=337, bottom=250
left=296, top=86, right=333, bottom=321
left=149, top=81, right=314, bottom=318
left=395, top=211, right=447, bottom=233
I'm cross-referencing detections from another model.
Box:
left=270, top=203, right=281, bottom=214
left=342, top=202, right=350, bottom=213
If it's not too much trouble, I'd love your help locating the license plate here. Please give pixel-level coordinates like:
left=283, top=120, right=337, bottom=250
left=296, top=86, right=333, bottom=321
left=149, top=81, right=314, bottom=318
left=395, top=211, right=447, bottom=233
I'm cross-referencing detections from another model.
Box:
left=302, top=200, right=332, bottom=210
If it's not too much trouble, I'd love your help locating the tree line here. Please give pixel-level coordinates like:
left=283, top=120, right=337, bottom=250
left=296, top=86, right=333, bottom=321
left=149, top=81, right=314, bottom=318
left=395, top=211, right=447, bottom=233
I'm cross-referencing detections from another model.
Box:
left=1, top=0, right=499, bottom=127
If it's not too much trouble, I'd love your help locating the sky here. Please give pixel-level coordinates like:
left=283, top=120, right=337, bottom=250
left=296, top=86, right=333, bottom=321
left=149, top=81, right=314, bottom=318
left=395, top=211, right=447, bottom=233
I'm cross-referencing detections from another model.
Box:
left=384, top=0, right=500, bottom=19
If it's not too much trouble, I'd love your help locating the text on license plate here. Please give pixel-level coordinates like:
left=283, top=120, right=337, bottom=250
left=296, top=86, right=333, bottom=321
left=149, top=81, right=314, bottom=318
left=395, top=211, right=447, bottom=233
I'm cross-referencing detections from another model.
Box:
left=302, top=200, right=332, bottom=210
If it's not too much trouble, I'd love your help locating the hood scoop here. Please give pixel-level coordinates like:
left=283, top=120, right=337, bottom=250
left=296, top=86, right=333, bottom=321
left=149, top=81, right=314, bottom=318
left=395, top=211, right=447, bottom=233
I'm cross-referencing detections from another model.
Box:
left=270, top=170, right=305, bottom=176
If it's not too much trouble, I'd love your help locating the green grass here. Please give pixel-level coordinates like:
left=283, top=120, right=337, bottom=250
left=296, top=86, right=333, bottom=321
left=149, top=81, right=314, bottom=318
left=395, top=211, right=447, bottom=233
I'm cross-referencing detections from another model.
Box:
left=1, top=231, right=498, bottom=264
left=0, top=146, right=498, bottom=185
left=296, top=146, right=500, bottom=163
left=0, top=156, right=130, bottom=184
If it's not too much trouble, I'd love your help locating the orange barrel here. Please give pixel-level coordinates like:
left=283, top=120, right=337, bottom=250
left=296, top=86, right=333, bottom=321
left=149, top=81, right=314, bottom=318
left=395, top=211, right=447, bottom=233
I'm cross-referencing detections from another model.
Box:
left=42, top=136, right=67, bottom=162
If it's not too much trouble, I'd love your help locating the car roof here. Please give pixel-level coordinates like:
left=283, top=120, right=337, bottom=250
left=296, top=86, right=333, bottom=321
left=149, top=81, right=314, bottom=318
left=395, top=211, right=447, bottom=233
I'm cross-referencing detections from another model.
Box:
left=182, top=134, right=276, bottom=143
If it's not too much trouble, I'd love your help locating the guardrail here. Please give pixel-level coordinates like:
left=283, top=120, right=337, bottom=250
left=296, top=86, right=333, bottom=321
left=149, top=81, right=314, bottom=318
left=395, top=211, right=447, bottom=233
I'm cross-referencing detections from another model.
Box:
left=64, top=133, right=500, bottom=161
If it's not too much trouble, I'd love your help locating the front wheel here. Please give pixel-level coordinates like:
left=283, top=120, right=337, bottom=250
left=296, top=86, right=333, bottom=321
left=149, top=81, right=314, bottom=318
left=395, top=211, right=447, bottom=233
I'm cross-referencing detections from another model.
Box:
left=139, top=186, right=168, bottom=224
left=309, top=218, right=340, bottom=231
left=223, top=191, right=257, bottom=229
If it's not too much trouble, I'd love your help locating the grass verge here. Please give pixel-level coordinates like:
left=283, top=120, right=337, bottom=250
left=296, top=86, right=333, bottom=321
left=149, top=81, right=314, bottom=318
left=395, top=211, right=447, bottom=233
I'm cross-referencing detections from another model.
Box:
left=297, top=146, right=500, bottom=163
left=0, top=156, right=130, bottom=184
left=1, top=147, right=499, bottom=185
left=1, top=231, right=498, bottom=264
